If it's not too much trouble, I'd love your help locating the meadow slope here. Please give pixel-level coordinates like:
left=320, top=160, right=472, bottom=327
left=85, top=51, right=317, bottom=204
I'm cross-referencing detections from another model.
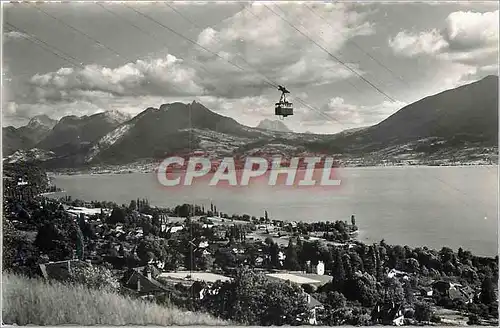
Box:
left=2, top=272, right=229, bottom=326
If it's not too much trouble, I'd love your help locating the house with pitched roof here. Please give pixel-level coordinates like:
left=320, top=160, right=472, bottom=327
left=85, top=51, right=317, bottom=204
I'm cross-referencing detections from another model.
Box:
left=39, top=259, right=91, bottom=281
left=371, top=301, right=405, bottom=326
left=305, top=293, right=324, bottom=325
left=122, top=265, right=169, bottom=298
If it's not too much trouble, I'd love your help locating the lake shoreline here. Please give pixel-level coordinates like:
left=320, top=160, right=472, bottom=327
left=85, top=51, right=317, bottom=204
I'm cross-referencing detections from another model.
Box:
left=47, top=163, right=498, bottom=176
left=48, top=166, right=498, bottom=258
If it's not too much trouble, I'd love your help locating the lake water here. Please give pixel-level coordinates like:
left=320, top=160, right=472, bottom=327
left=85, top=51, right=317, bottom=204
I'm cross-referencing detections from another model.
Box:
left=51, top=166, right=498, bottom=257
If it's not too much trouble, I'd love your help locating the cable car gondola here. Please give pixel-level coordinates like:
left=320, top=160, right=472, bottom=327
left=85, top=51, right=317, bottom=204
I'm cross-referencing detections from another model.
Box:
left=275, top=85, right=293, bottom=118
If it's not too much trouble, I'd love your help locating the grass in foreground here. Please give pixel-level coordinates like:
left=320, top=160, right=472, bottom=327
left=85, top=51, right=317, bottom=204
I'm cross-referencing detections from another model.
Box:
left=2, top=272, right=229, bottom=326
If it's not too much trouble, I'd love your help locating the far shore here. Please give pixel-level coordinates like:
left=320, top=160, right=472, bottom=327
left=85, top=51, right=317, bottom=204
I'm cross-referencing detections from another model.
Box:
left=47, top=162, right=498, bottom=176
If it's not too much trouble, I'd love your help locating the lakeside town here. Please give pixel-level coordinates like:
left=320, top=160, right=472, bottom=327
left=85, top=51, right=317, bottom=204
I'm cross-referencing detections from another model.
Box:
left=3, top=162, right=498, bottom=326
left=40, top=155, right=498, bottom=177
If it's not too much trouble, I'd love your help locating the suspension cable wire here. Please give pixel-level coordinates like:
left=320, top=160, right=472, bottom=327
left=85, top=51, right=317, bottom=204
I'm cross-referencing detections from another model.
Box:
left=16, top=2, right=372, bottom=130
left=124, top=3, right=276, bottom=88
left=264, top=3, right=398, bottom=103
left=96, top=2, right=163, bottom=43
left=304, top=4, right=410, bottom=88
left=13, top=5, right=201, bottom=102
left=219, top=5, right=496, bottom=214
left=96, top=2, right=213, bottom=78
left=5, top=22, right=84, bottom=69
left=159, top=2, right=347, bottom=126
left=240, top=5, right=358, bottom=126
left=243, top=4, right=364, bottom=95
left=162, top=2, right=253, bottom=77
left=102, top=2, right=276, bottom=107
left=267, top=3, right=496, bottom=211
left=31, top=4, right=136, bottom=64
left=125, top=2, right=348, bottom=126
left=20, top=2, right=362, bottom=129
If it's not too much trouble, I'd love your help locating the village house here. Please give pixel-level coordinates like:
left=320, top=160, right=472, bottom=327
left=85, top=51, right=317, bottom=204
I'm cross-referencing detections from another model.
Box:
left=371, top=301, right=405, bottom=326
left=305, top=293, right=324, bottom=325
left=157, top=271, right=232, bottom=300
left=420, top=286, right=434, bottom=298
left=387, top=268, right=409, bottom=280
left=266, top=272, right=332, bottom=288
left=39, top=259, right=91, bottom=281
left=122, top=266, right=169, bottom=298
left=305, top=261, right=325, bottom=275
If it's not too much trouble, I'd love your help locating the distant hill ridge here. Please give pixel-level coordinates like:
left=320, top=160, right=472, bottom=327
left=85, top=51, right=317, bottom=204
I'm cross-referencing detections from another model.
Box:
left=256, top=119, right=291, bottom=132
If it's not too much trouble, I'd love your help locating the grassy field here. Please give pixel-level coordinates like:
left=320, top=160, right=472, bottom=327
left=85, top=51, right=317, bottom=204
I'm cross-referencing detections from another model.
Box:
left=2, top=272, right=229, bottom=326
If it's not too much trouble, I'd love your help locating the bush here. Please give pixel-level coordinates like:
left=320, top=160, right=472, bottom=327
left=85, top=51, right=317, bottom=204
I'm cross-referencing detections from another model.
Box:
left=430, top=314, right=441, bottom=323
left=68, top=264, right=120, bottom=292
left=467, top=314, right=480, bottom=325
left=414, top=302, right=432, bottom=322
left=301, top=283, right=316, bottom=294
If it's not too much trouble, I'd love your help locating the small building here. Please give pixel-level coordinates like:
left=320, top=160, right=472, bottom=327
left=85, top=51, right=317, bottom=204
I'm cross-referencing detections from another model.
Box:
left=420, top=286, right=433, bottom=297
left=432, top=280, right=453, bottom=297
left=316, top=261, right=325, bottom=275
left=39, top=259, right=91, bottom=281
left=306, top=293, right=324, bottom=325
left=371, top=302, right=405, bottom=326
left=304, top=261, right=326, bottom=276
left=158, top=271, right=232, bottom=300
left=123, top=266, right=169, bottom=298
left=266, top=273, right=322, bottom=286
left=387, top=268, right=409, bottom=280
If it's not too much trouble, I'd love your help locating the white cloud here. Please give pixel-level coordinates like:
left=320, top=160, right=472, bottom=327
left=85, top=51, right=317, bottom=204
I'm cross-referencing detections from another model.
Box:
left=26, top=54, right=205, bottom=103
left=6, top=1, right=378, bottom=130
left=388, top=29, right=448, bottom=57
left=444, top=10, right=498, bottom=51
left=389, top=10, right=499, bottom=63
left=191, top=2, right=374, bottom=94
left=3, top=31, right=30, bottom=42
left=3, top=94, right=196, bottom=125
left=300, top=96, right=407, bottom=133
left=479, top=63, right=499, bottom=75
left=22, top=0, right=374, bottom=106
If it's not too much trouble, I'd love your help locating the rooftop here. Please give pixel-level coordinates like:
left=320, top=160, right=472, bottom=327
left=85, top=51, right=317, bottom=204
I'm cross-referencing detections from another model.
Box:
left=266, top=273, right=321, bottom=285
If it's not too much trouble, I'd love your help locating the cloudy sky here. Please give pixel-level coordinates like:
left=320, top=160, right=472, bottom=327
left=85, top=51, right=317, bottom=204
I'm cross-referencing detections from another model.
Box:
left=2, top=1, right=498, bottom=133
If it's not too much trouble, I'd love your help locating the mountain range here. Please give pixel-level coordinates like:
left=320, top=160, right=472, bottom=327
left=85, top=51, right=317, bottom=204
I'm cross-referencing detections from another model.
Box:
left=3, top=75, right=498, bottom=168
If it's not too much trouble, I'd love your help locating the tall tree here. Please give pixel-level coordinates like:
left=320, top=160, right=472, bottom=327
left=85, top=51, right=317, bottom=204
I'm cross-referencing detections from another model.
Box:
left=270, top=242, right=280, bottom=269
left=75, top=222, right=85, bottom=260
left=284, top=239, right=300, bottom=271
left=479, top=276, right=496, bottom=305
left=364, top=246, right=377, bottom=277
left=108, top=206, right=126, bottom=225
left=152, top=211, right=161, bottom=227
left=342, top=254, right=354, bottom=279
left=332, top=249, right=346, bottom=291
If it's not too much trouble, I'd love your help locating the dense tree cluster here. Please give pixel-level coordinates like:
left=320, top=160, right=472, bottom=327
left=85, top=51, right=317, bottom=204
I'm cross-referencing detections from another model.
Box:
left=199, top=269, right=310, bottom=325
